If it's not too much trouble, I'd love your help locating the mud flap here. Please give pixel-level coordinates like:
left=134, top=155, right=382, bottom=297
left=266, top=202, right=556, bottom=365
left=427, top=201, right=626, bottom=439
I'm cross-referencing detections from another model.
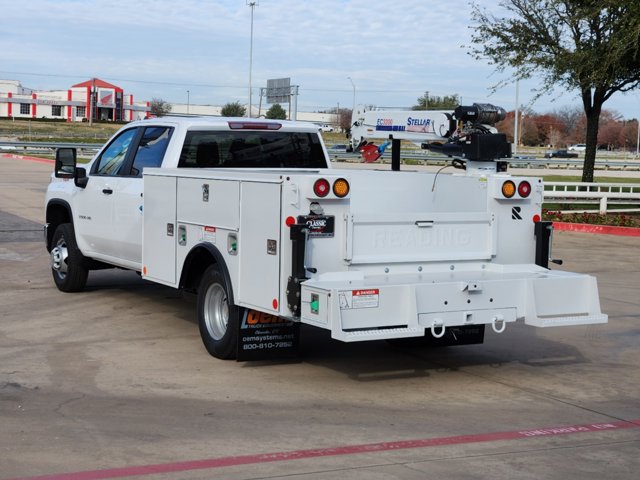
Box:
left=236, top=309, right=300, bottom=361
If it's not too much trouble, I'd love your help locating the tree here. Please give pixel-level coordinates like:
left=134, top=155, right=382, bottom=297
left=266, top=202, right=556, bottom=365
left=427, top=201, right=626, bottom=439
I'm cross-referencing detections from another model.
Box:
left=470, top=0, right=640, bottom=182
left=149, top=98, right=172, bottom=117
left=266, top=103, right=287, bottom=120
left=337, top=108, right=352, bottom=134
left=221, top=102, right=246, bottom=117
left=413, top=92, right=460, bottom=110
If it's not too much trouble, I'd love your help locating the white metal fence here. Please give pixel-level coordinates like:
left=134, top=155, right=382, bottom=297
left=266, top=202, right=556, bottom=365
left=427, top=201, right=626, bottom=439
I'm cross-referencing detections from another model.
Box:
left=544, top=182, right=640, bottom=214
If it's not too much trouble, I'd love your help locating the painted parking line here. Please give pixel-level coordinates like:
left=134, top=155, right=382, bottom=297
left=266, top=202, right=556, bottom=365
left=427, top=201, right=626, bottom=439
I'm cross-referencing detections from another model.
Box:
left=7, top=419, right=640, bottom=480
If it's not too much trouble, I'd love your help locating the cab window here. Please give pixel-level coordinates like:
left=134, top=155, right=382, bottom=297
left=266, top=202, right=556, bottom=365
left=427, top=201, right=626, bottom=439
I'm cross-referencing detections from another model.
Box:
left=94, top=128, right=138, bottom=176
left=129, top=127, right=173, bottom=176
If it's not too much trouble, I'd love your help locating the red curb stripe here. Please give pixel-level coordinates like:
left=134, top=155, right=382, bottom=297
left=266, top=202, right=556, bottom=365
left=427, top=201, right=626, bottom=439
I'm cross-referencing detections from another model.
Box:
left=554, top=221, right=640, bottom=237
left=6, top=419, right=639, bottom=480
left=1, top=153, right=54, bottom=164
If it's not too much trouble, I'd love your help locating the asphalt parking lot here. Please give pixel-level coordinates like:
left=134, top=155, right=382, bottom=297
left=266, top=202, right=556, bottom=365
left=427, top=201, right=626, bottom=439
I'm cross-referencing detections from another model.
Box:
left=1, top=155, right=639, bottom=479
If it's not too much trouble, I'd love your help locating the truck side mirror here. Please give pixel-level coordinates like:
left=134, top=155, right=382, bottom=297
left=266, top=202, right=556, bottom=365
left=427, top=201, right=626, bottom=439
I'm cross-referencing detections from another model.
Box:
left=55, top=148, right=77, bottom=179
left=55, top=148, right=88, bottom=189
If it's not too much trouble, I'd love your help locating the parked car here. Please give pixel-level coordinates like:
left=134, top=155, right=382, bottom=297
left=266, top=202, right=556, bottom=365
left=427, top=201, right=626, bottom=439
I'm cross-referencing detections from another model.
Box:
left=544, top=149, right=579, bottom=158
left=318, top=124, right=334, bottom=132
left=568, top=144, right=587, bottom=152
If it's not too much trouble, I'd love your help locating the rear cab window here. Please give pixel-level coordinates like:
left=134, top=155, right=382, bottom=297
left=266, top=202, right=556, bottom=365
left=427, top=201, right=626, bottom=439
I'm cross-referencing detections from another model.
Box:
left=178, top=130, right=327, bottom=169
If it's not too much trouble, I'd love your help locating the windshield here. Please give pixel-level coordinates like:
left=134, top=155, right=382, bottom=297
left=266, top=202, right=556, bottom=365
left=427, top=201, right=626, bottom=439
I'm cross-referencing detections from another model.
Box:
left=178, top=130, right=327, bottom=169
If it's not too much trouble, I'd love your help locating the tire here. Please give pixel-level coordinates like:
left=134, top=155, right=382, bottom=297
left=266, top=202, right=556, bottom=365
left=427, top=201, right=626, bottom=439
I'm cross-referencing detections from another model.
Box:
left=50, top=223, right=88, bottom=292
left=197, top=265, right=239, bottom=360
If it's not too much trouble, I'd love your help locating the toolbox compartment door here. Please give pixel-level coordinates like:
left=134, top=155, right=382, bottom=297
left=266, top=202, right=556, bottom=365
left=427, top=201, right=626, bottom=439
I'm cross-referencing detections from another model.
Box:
left=237, top=181, right=282, bottom=313
left=142, top=175, right=178, bottom=286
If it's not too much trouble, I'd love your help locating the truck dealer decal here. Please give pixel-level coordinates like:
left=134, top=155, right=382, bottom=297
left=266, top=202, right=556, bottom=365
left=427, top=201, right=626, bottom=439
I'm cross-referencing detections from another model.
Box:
left=339, top=289, right=380, bottom=310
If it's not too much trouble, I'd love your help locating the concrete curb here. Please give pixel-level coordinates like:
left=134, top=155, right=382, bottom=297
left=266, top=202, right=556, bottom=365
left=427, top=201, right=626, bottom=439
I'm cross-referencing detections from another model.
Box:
left=554, top=221, right=640, bottom=237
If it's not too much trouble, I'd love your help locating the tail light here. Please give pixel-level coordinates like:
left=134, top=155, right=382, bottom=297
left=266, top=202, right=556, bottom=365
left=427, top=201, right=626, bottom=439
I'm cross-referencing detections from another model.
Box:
left=518, top=181, right=532, bottom=198
left=313, top=179, right=331, bottom=197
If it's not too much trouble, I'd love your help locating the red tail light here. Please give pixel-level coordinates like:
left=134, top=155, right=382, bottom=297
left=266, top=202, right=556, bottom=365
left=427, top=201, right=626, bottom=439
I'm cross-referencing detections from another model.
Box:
left=313, top=179, right=331, bottom=197
left=518, top=181, right=532, bottom=198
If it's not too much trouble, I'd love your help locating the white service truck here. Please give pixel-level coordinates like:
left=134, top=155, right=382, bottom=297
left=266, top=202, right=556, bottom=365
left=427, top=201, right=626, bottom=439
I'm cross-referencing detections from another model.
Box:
left=45, top=111, right=607, bottom=360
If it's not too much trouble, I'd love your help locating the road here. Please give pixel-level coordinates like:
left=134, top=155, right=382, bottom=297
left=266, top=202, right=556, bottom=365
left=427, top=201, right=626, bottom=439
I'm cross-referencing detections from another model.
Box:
left=1, top=154, right=639, bottom=479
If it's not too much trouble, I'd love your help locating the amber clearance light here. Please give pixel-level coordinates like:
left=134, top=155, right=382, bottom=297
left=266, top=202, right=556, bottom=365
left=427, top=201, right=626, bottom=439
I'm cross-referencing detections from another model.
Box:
left=501, top=180, right=516, bottom=198
left=333, top=178, right=350, bottom=198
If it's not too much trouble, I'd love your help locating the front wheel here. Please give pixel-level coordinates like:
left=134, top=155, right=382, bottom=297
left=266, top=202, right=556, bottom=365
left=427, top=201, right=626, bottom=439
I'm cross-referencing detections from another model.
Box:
left=197, top=265, right=239, bottom=360
left=50, top=223, right=88, bottom=292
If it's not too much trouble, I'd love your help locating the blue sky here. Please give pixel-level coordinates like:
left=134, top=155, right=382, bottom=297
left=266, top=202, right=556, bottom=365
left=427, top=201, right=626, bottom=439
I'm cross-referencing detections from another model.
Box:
left=2, top=0, right=639, bottom=118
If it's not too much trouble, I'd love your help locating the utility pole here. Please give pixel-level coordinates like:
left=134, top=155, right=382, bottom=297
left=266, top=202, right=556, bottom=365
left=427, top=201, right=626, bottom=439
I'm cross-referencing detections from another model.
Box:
left=514, top=80, right=519, bottom=155
left=89, top=77, right=95, bottom=126
left=247, top=1, right=258, bottom=118
left=347, top=76, right=355, bottom=114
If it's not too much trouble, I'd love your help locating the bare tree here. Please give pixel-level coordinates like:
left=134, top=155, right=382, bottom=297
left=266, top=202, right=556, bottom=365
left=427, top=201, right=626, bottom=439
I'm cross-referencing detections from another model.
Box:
left=149, top=98, right=172, bottom=117
left=470, top=0, right=640, bottom=182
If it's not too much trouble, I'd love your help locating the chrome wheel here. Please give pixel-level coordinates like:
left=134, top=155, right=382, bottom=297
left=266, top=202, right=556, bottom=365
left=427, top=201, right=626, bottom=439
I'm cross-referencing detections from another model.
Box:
left=50, top=237, right=69, bottom=279
left=203, top=283, right=229, bottom=341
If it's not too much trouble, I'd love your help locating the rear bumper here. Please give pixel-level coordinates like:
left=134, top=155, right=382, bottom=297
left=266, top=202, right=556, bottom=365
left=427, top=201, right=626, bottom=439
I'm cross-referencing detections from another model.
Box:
left=299, top=264, right=607, bottom=342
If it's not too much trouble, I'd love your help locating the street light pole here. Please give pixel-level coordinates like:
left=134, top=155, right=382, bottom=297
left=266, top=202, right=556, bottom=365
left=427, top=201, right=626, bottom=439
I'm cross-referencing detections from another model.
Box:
left=247, top=1, right=258, bottom=118
left=514, top=79, right=519, bottom=155
left=187, top=90, right=190, bottom=115
left=347, top=76, right=355, bottom=114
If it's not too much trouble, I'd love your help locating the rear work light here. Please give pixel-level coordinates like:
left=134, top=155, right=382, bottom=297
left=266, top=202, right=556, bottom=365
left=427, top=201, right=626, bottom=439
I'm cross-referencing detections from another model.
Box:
left=332, top=178, right=350, bottom=198
left=313, top=178, right=331, bottom=197
left=501, top=180, right=516, bottom=198
left=227, top=121, right=282, bottom=130
left=518, top=180, right=532, bottom=198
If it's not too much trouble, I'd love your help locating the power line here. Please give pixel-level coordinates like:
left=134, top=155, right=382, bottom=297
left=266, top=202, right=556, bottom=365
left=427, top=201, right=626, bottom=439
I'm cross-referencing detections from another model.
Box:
left=0, top=70, right=422, bottom=95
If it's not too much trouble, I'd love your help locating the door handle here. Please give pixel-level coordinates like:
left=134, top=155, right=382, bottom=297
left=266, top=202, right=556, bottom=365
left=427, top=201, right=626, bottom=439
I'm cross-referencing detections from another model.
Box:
left=102, top=188, right=113, bottom=195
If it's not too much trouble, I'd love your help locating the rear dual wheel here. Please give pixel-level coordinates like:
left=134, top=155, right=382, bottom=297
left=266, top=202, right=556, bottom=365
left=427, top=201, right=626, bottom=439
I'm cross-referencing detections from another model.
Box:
left=197, top=265, right=240, bottom=360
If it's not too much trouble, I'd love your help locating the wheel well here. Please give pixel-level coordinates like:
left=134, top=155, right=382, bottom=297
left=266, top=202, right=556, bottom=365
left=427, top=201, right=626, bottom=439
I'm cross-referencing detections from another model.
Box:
left=179, top=244, right=234, bottom=304
left=46, top=201, right=72, bottom=250
left=180, top=247, right=215, bottom=292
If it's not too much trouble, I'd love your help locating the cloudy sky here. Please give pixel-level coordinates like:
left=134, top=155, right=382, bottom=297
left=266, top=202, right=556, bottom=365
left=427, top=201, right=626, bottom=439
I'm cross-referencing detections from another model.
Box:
left=2, top=0, right=639, bottom=118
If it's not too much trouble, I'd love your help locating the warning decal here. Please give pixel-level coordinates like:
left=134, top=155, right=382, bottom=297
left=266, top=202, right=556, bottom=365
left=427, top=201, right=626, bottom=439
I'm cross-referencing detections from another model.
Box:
left=201, top=226, right=216, bottom=243
left=339, top=289, right=379, bottom=310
